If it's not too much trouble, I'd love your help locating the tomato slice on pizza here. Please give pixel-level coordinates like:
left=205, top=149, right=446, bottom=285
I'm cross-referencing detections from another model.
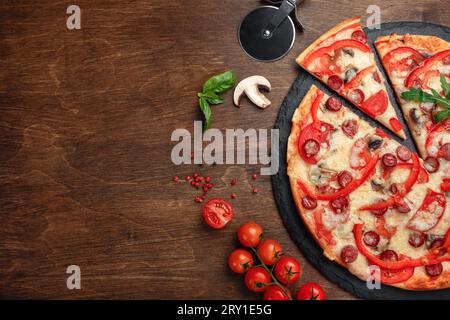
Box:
left=287, top=85, right=450, bottom=290
left=296, top=17, right=406, bottom=139
left=375, top=34, right=450, bottom=193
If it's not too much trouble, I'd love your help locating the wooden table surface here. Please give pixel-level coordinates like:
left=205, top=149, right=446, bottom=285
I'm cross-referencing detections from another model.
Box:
left=0, top=0, right=448, bottom=300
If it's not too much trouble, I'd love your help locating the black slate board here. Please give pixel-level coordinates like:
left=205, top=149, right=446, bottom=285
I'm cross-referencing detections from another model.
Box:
left=272, top=21, right=450, bottom=300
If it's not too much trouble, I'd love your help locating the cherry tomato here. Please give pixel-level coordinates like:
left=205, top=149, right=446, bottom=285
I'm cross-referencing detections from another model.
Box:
left=202, top=198, right=234, bottom=229
left=244, top=267, right=271, bottom=293
left=274, top=256, right=301, bottom=284
left=228, top=249, right=254, bottom=274
left=296, top=282, right=326, bottom=300
left=263, top=285, right=291, bottom=300
left=237, top=221, right=263, bottom=248
left=257, top=239, right=283, bottom=265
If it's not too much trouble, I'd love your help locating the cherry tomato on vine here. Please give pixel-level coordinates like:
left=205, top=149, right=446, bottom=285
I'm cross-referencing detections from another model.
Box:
left=228, top=249, right=254, bottom=274
left=237, top=221, right=263, bottom=248
left=257, top=239, right=283, bottom=265
left=296, top=282, right=326, bottom=300
left=244, top=267, right=271, bottom=293
left=202, top=198, right=234, bottom=229
left=263, top=285, right=291, bottom=300
left=274, top=256, right=301, bottom=284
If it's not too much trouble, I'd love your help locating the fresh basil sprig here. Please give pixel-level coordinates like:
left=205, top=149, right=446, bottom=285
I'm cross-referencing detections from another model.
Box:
left=198, top=70, right=236, bottom=130
left=401, top=74, right=450, bottom=122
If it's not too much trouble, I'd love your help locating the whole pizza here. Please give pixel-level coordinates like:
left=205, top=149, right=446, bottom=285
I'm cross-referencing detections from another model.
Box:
left=288, top=17, right=450, bottom=290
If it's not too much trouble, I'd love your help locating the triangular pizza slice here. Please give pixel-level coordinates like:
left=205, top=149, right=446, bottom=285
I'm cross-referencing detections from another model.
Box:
left=375, top=34, right=450, bottom=189
left=296, top=17, right=406, bottom=139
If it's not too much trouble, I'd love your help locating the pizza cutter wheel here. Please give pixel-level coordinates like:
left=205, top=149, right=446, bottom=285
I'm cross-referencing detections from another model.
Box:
left=238, top=0, right=304, bottom=62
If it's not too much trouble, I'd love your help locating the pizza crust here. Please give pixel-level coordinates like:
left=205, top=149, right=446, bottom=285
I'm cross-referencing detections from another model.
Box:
left=375, top=34, right=450, bottom=57
left=296, top=17, right=361, bottom=66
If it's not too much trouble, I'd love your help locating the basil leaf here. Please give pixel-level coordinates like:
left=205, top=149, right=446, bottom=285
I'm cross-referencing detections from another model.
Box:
left=202, top=70, right=236, bottom=94
left=198, top=92, right=225, bottom=105
left=199, top=97, right=212, bottom=130
left=434, top=109, right=450, bottom=123
left=441, top=74, right=450, bottom=99
left=401, top=88, right=432, bottom=102
left=402, top=86, right=450, bottom=109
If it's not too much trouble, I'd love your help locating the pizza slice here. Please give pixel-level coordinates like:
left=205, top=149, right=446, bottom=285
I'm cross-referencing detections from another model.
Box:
left=287, top=85, right=450, bottom=290
left=296, top=17, right=406, bottom=139
left=375, top=34, right=450, bottom=193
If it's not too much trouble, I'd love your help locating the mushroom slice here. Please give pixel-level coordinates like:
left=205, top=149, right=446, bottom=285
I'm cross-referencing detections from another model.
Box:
left=233, top=76, right=271, bottom=108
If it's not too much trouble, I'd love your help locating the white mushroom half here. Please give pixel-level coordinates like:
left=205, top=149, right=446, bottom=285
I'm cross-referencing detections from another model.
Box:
left=233, top=76, right=271, bottom=109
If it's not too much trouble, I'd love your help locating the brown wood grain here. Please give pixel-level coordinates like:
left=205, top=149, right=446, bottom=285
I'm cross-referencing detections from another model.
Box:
left=0, top=0, right=448, bottom=299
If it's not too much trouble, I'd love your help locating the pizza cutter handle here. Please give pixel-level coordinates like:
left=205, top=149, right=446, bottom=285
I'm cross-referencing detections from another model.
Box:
left=263, top=0, right=305, bottom=32
left=262, top=0, right=298, bottom=39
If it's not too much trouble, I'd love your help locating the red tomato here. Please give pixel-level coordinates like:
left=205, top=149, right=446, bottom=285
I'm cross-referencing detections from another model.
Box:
left=274, top=256, right=301, bottom=284
left=202, top=198, right=234, bottom=229
left=257, top=239, right=283, bottom=265
left=244, top=267, right=271, bottom=293
left=382, top=47, right=424, bottom=74
left=263, top=285, right=291, bottom=300
left=296, top=282, right=326, bottom=300
left=237, top=221, right=263, bottom=248
left=228, top=249, right=254, bottom=274
left=360, top=90, right=388, bottom=117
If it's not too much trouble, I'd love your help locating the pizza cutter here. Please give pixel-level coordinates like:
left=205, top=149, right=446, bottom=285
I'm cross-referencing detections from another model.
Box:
left=238, top=0, right=305, bottom=62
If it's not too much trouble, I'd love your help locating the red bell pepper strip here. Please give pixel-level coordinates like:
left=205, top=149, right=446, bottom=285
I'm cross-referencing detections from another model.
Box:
left=383, top=163, right=429, bottom=184
left=342, top=66, right=373, bottom=92
left=313, top=207, right=335, bottom=245
left=443, top=227, right=450, bottom=250
left=359, top=152, right=420, bottom=211
left=298, top=153, right=379, bottom=201
left=354, top=224, right=450, bottom=270
left=311, top=90, right=324, bottom=128
left=407, top=189, right=446, bottom=232
left=303, top=39, right=371, bottom=68
left=405, top=50, right=450, bottom=88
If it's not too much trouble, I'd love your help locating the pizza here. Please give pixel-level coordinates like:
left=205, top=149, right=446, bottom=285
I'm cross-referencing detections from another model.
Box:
left=375, top=34, right=450, bottom=194
left=296, top=17, right=406, bottom=139
left=287, top=85, right=450, bottom=290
